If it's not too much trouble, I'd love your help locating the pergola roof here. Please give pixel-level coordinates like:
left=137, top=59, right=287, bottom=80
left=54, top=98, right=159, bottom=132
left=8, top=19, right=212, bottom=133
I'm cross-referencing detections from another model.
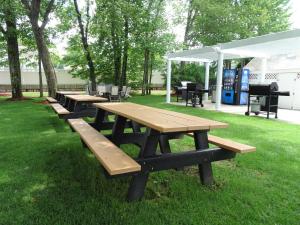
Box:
left=168, top=29, right=300, bottom=61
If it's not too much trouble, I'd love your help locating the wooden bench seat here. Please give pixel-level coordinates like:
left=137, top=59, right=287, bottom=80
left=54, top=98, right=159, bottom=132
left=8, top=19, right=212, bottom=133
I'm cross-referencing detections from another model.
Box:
left=186, top=133, right=256, bottom=154
left=51, top=103, right=70, bottom=115
left=46, top=97, right=57, bottom=103
left=68, top=118, right=141, bottom=175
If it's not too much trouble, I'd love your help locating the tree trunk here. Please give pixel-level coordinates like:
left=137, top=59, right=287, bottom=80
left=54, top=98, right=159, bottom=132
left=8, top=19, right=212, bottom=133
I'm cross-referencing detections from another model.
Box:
left=120, top=16, right=129, bottom=89
left=32, top=26, right=57, bottom=97
left=180, top=0, right=195, bottom=78
left=111, top=20, right=122, bottom=86
left=142, top=48, right=150, bottom=95
left=73, top=0, right=96, bottom=92
left=38, top=53, right=43, bottom=97
left=5, top=11, right=22, bottom=99
left=148, top=53, right=154, bottom=95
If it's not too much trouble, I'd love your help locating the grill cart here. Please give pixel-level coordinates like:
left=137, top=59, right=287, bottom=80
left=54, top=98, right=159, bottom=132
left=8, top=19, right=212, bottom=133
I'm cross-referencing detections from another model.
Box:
left=245, top=82, right=290, bottom=119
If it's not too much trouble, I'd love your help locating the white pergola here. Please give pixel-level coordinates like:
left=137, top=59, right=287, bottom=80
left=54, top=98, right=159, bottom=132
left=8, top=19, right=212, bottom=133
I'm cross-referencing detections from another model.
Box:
left=166, top=29, right=300, bottom=110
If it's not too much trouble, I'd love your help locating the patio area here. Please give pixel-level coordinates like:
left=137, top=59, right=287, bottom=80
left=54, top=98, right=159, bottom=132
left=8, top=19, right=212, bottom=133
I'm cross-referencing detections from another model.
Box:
left=172, top=100, right=300, bottom=125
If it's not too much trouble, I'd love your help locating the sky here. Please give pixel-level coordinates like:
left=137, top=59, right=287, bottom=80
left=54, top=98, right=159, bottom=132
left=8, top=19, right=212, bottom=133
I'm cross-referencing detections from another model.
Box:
left=289, top=0, right=300, bottom=29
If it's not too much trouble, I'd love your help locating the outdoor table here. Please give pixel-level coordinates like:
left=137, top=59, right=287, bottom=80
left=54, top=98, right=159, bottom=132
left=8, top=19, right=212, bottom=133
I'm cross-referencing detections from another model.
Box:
left=91, top=102, right=233, bottom=201
left=56, top=91, right=85, bottom=104
left=63, top=95, right=107, bottom=119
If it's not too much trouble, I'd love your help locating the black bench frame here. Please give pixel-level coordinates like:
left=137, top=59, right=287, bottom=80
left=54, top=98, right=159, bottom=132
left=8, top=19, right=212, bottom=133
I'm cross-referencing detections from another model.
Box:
left=83, top=108, right=236, bottom=201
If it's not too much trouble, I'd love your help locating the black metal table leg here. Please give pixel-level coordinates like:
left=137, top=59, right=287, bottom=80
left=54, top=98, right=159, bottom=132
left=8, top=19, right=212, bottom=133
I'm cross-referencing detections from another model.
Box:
left=91, top=109, right=107, bottom=130
left=127, top=173, right=149, bottom=201
left=73, top=101, right=82, bottom=113
left=193, top=130, right=213, bottom=185
left=68, top=99, right=75, bottom=112
left=127, top=129, right=160, bottom=201
left=63, top=96, right=68, bottom=106
left=159, top=134, right=171, bottom=154
left=131, top=121, right=141, bottom=133
left=55, top=93, right=59, bottom=101
left=111, top=115, right=127, bottom=146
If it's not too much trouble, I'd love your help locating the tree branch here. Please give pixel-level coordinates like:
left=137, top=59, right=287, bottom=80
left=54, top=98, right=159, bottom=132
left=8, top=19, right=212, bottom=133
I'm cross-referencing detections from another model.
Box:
left=40, top=0, right=55, bottom=30
left=85, top=0, right=90, bottom=40
left=21, top=0, right=31, bottom=11
left=73, top=0, right=87, bottom=41
left=0, top=25, right=6, bottom=35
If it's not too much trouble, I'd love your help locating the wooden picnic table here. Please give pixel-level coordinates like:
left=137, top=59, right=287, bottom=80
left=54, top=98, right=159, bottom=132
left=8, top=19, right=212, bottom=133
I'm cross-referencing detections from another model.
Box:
left=87, top=102, right=237, bottom=201
left=55, top=91, right=85, bottom=104
left=61, top=95, right=107, bottom=118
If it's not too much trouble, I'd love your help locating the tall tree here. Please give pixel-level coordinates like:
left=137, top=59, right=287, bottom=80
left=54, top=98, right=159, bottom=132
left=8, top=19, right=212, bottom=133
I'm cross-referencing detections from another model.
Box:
left=73, top=0, right=97, bottom=92
left=191, top=0, right=290, bottom=45
left=180, top=0, right=198, bottom=76
left=63, top=0, right=174, bottom=92
left=38, top=53, right=43, bottom=97
left=21, top=0, right=58, bottom=97
left=137, top=0, right=168, bottom=95
left=0, top=1, right=23, bottom=99
left=120, top=15, right=129, bottom=88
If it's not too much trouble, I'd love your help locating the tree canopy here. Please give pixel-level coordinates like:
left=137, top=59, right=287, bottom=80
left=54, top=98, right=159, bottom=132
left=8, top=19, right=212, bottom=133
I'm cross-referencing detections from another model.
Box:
left=0, top=0, right=293, bottom=96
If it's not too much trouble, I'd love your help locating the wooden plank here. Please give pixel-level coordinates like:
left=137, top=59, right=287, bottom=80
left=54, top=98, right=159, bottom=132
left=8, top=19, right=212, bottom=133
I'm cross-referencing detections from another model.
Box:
left=186, top=133, right=256, bottom=154
left=93, top=102, right=227, bottom=133
left=56, top=91, right=85, bottom=95
left=207, top=135, right=256, bottom=153
left=46, top=97, right=57, bottom=103
left=149, top=107, right=228, bottom=130
left=65, top=95, right=107, bottom=102
left=94, top=103, right=201, bottom=132
left=68, top=119, right=141, bottom=175
left=51, top=103, right=70, bottom=115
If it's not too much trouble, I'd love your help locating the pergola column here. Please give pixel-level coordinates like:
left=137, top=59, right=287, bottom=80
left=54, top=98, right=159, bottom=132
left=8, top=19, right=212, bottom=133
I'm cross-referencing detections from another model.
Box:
left=204, top=62, right=210, bottom=101
left=215, top=51, right=224, bottom=110
left=166, top=59, right=172, bottom=103
left=259, top=58, right=267, bottom=84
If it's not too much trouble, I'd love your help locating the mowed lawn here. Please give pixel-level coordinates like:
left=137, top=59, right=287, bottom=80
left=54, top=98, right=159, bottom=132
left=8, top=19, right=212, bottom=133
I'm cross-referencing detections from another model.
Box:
left=0, top=95, right=299, bottom=225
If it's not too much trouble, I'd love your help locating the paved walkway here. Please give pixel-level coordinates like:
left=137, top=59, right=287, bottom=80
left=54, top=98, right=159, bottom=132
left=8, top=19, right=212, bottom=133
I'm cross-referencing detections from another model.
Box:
left=172, top=100, right=300, bottom=125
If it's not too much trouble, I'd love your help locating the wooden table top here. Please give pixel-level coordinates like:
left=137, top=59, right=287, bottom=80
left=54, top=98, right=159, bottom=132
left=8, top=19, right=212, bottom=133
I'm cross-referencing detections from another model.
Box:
left=93, top=102, right=228, bottom=133
left=65, top=95, right=107, bottom=102
left=56, top=91, right=85, bottom=95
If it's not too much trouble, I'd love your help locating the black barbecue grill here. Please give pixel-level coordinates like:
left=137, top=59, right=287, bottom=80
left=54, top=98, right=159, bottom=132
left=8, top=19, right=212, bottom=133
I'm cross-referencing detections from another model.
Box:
left=185, top=83, right=209, bottom=107
left=245, top=82, right=290, bottom=119
left=174, top=82, right=209, bottom=107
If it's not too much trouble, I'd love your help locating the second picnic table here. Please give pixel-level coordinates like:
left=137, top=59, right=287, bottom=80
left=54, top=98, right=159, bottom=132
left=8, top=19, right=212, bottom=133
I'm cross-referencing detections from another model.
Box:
left=62, top=95, right=107, bottom=118
left=55, top=91, right=85, bottom=104
left=50, top=94, right=107, bottom=119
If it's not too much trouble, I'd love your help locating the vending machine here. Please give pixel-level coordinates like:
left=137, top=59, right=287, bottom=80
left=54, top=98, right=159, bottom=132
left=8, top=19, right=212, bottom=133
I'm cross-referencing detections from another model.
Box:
left=222, top=68, right=249, bottom=105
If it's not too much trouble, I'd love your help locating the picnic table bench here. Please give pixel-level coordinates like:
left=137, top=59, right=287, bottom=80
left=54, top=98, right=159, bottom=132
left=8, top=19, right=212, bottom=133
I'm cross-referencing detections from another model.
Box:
left=68, top=102, right=256, bottom=201
left=46, top=97, right=57, bottom=103
left=50, top=94, right=107, bottom=119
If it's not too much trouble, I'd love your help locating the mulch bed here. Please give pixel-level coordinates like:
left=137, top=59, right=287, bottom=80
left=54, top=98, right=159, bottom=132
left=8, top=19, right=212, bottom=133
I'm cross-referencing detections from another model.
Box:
left=35, top=100, right=49, bottom=105
left=6, top=97, right=33, bottom=101
left=0, top=93, right=11, bottom=97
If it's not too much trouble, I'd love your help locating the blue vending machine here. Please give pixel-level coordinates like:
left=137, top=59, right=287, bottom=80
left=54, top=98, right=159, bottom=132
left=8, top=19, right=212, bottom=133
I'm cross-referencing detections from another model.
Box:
left=237, top=69, right=250, bottom=105
left=222, top=69, right=236, bottom=104
left=222, top=68, right=249, bottom=105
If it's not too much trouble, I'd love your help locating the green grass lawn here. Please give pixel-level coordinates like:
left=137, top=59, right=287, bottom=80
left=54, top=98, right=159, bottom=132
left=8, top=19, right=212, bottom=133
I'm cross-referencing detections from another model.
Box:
left=0, top=95, right=299, bottom=225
